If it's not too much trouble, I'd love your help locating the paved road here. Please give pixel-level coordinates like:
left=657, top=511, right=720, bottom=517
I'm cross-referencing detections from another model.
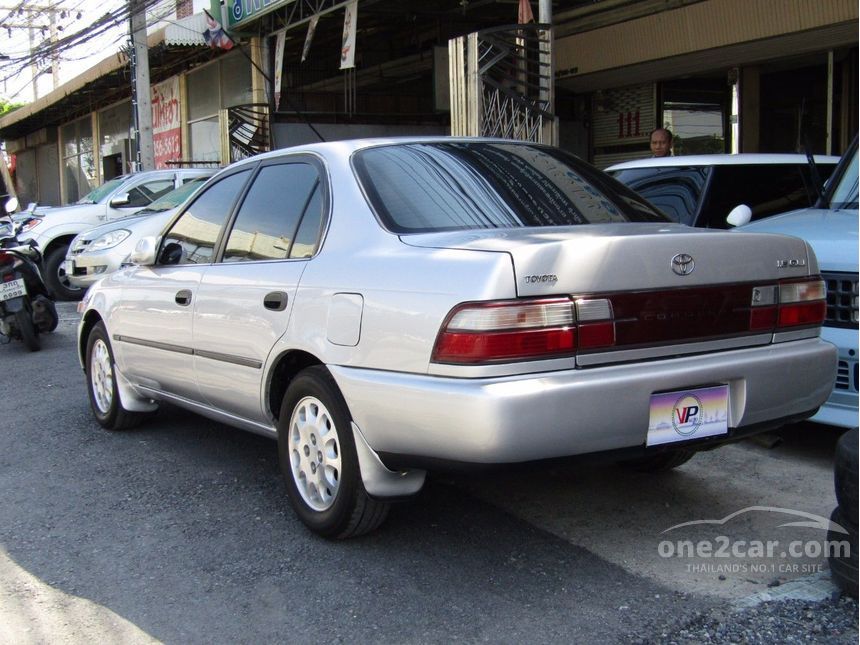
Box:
left=0, top=304, right=854, bottom=643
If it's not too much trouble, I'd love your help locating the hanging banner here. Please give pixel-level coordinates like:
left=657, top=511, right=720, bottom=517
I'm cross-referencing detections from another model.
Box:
left=518, top=0, right=534, bottom=24
left=151, top=77, right=181, bottom=169
left=302, top=14, right=319, bottom=63
left=340, top=1, right=357, bottom=70
left=273, top=29, right=286, bottom=110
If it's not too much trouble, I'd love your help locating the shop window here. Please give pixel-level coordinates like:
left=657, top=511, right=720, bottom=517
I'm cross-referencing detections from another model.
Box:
left=660, top=80, right=729, bottom=156
left=61, top=116, right=96, bottom=204
left=187, top=53, right=252, bottom=164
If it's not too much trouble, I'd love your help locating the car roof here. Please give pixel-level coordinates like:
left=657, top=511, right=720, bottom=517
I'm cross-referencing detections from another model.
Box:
left=227, top=136, right=545, bottom=169
left=606, top=153, right=840, bottom=171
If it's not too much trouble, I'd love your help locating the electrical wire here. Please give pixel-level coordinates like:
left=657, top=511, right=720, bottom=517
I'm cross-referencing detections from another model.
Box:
left=0, top=0, right=180, bottom=96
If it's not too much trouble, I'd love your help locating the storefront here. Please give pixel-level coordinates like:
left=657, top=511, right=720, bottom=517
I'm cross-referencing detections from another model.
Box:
left=553, top=0, right=858, bottom=167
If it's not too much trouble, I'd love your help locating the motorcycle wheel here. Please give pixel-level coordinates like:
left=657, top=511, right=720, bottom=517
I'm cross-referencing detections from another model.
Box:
left=15, top=308, right=40, bottom=352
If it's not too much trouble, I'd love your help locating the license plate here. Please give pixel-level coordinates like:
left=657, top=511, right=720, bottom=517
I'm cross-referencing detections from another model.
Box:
left=0, top=278, right=27, bottom=302
left=647, top=385, right=729, bottom=447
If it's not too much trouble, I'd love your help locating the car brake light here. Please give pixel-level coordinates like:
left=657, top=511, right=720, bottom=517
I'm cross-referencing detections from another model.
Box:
left=749, top=278, right=826, bottom=331
left=432, top=297, right=616, bottom=364
left=575, top=299, right=615, bottom=349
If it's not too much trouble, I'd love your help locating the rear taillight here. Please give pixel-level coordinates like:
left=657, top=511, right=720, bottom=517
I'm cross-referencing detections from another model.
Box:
left=434, top=278, right=826, bottom=365
left=432, top=297, right=614, bottom=364
left=750, top=278, right=826, bottom=331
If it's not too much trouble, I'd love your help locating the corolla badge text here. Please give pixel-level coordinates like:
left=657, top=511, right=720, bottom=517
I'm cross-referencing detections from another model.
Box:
left=776, top=258, right=807, bottom=268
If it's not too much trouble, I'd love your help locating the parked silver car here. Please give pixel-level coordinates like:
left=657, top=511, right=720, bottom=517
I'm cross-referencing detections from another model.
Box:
left=77, top=138, right=836, bottom=538
left=18, top=168, right=213, bottom=300
left=65, top=175, right=214, bottom=289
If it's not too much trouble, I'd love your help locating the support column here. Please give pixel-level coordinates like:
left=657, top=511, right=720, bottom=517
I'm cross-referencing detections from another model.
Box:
left=739, top=66, right=760, bottom=153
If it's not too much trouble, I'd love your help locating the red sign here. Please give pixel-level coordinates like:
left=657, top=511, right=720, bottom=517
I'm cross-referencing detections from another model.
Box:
left=151, top=77, right=181, bottom=169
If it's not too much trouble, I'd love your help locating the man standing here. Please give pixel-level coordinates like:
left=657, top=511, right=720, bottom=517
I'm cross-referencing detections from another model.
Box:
left=650, top=128, right=673, bottom=157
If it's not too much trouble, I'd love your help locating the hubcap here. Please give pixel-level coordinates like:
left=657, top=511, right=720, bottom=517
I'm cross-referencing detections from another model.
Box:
left=90, top=338, right=114, bottom=414
left=288, top=396, right=341, bottom=512
left=57, top=263, right=81, bottom=294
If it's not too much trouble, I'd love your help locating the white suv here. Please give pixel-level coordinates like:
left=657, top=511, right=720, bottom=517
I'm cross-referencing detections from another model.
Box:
left=607, top=154, right=838, bottom=229
left=733, top=139, right=858, bottom=428
left=18, top=168, right=213, bottom=300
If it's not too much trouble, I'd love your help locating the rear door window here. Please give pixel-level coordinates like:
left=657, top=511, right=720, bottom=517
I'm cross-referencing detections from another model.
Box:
left=222, top=162, right=323, bottom=262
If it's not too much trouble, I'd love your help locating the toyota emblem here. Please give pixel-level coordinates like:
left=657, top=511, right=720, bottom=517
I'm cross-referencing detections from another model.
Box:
left=671, top=253, right=695, bottom=276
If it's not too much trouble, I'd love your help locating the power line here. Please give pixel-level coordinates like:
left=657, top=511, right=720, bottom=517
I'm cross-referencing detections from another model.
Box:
left=0, top=0, right=178, bottom=93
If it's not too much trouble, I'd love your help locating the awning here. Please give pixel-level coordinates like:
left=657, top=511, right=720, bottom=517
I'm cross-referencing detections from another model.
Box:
left=165, top=12, right=210, bottom=47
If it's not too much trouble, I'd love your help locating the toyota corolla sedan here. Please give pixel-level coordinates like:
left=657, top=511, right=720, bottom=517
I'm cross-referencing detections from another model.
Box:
left=76, top=138, right=837, bottom=538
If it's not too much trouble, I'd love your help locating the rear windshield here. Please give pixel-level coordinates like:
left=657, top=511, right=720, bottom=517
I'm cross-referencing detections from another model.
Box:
left=353, top=142, right=669, bottom=233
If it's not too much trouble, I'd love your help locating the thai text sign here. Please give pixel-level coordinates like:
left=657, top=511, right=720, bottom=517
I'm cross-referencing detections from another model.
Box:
left=152, top=77, right=181, bottom=169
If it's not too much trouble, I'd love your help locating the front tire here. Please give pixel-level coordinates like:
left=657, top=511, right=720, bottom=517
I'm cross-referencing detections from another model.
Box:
left=278, top=366, right=389, bottom=538
left=44, top=245, right=83, bottom=301
left=85, top=321, right=145, bottom=430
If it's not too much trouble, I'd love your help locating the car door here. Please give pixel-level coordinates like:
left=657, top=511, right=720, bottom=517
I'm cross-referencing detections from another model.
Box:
left=192, top=158, right=327, bottom=422
left=112, top=168, right=253, bottom=400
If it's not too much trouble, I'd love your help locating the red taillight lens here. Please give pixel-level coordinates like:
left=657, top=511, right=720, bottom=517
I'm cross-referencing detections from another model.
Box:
left=0, top=251, right=12, bottom=266
left=433, top=328, right=576, bottom=363
left=431, top=298, right=615, bottom=364
left=749, top=278, right=826, bottom=331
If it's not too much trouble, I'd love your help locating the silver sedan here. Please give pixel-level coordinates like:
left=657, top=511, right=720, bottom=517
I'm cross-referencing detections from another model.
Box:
left=76, top=138, right=837, bottom=538
left=65, top=176, right=212, bottom=288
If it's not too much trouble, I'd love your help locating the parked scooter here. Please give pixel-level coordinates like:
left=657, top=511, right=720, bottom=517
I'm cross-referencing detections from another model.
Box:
left=0, top=198, right=58, bottom=351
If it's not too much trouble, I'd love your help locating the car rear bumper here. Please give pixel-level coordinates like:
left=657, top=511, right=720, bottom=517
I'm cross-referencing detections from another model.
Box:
left=330, top=338, right=837, bottom=465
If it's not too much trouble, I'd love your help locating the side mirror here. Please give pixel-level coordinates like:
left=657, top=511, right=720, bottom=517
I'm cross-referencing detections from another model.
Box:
left=158, top=241, right=184, bottom=265
left=4, top=196, right=19, bottom=213
left=109, top=192, right=131, bottom=208
left=726, top=204, right=752, bottom=227
left=130, top=236, right=158, bottom=266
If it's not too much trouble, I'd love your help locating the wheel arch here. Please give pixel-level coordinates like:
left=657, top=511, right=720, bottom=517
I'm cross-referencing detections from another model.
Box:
left=43, top=234, right=76, bottom=258
left=267, top=349, right=324, bottom=422
left=78, top=309, right=104, bottom=368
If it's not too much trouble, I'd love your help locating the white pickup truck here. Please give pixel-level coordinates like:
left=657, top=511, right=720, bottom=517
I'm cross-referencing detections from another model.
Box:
left=18, top=168, right=213, bottom=299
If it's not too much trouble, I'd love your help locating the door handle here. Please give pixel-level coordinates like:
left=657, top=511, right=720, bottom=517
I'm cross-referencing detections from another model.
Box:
left=263, top=291, right=288, bottom=311
left=175, top=289, right=192, bottom=306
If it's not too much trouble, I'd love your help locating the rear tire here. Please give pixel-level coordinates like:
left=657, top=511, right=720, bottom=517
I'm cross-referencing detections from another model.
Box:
left=619, top=449, right=696, bottom=473
left=85, top=321, right=145, bottom=430
left=44, top=245, right=83, bottom=301
left=14, top=307, right=40, bottom=351
left=828, top=506, right=858, bottom=598
left=278, top=366, right=389, bottom=538
left=834, top=428, right=859, bottom=527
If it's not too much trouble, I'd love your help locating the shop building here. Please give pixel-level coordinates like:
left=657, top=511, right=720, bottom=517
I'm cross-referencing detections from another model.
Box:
left=0, top=0, right=856, bottom=205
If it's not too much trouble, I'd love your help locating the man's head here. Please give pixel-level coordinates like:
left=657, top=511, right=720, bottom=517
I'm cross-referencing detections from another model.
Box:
left=650, top=128, right=673, bottom=157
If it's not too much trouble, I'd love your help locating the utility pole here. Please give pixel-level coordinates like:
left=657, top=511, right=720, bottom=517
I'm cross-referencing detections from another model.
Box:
left=129, top=0, right=154, bottom=171
left=1, top=3, right=63, bottom=101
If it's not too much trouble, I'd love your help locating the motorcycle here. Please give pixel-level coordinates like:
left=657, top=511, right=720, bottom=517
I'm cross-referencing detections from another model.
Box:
left=0, top=198, right=58, bottom=351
